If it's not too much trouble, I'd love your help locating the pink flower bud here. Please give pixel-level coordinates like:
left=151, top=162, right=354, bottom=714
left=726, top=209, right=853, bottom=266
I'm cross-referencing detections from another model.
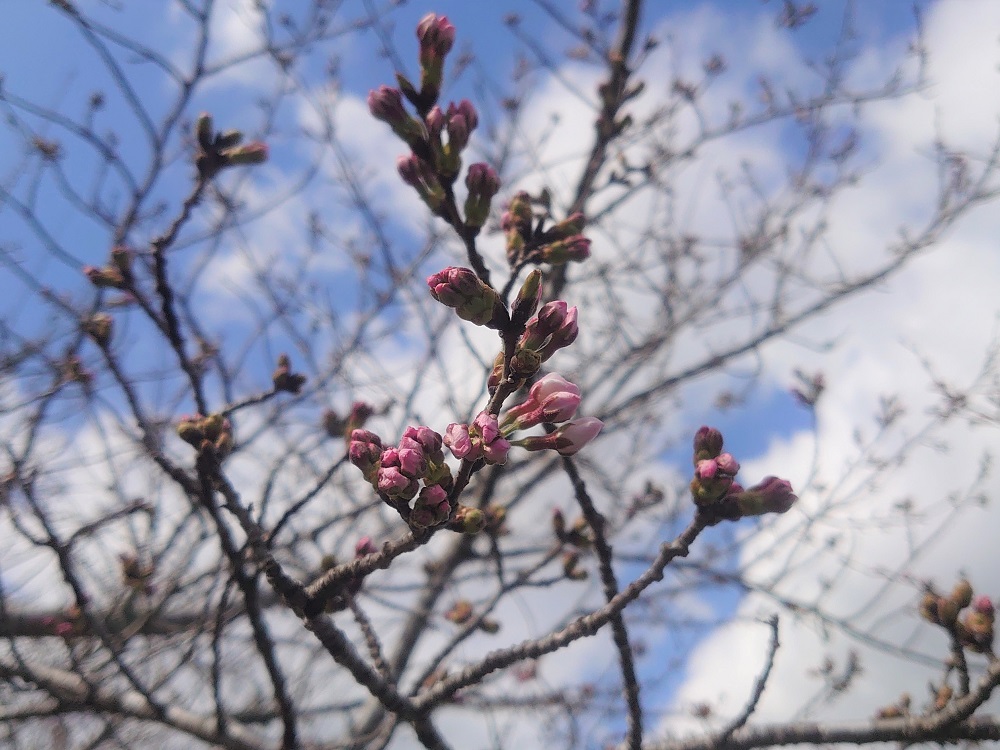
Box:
left=446, top=99, right=478, bottom=152
left=445, top=413, right=509, bottom=464
left=536, top=305, right=578, bottom=361
left=974, top=595, right=995, bottom=615
left=483, top=435, right=511, bottom=465
left=554, top=417, right=602, bottom=455
left=501, top=191, right=533, bottom=234
left=444, top=422, right=474, bottom=459
left=473, top=411, right=500, bottom=444
left=693, top=426, right=724, bottom=461
left=426, top=105, right=445, bottom=139
left=397, top=153, right=445, bottom=209
left=417, top=14, right=456, bottom=58
left=397, top=446, right=426, bottom=477
left=355, top=536, right=377, bottom=557
left=416, top=14, right=456, bottom=103
left=465, top=162, right=501, bottom=197
left=409, top=483, right=452, bottom=529
left=522, top=302, right=578, bottom=357
left=513, top=417, right=603, bottom=456
left=377, top=465, right=412, bottom=495
left=501, top=373, right=581, bottom=432
left=427, top=266, right=506, bottom=327
left=367, top=86, right=408, bottom=127
left=349, top=429, right=383, bottom=480
left=464, top=162, right=501, bottom=228
left=733, top=476, right=797, bottom=516
left=402, top=425, right=443, bottom=454
left=696, top=459, right=718, bottom=480
left=716, top=453, right=740, bottom=475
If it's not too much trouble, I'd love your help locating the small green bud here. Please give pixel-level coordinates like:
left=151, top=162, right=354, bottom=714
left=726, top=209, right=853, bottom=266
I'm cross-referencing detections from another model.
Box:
left=510, top=269, right=543, bottom=329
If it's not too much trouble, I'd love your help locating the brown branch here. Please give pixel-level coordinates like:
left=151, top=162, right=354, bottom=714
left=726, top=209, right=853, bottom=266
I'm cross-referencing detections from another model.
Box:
left=714, top=615, right=780, bottom=744
left=414, top=514, right=708, bottom=709
left=563, top=455, right=643, bottom=750
left=0, top=656, right=269, bottom=750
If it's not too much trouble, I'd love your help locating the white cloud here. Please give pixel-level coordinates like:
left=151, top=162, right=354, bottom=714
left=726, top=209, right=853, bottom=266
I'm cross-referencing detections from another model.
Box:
left=661, top=0, right=1000, bottom=739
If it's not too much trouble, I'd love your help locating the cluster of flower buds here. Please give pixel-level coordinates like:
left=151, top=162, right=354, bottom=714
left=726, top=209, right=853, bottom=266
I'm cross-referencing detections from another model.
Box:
left=194, top=113, right=268, bottom=180
left=489, top=301, right=579, bottom=389
left=493, top=375, right=602, bottom=456
left=427, top=266, right=509, bottom=328
left=83, top=246, right=134, bottom=290
left=349, top=426, right=456, bottom=530
left=426, top=99, right=478, bottom=180
left=919, top=579, right=995, bottom=653
left=272, top=353, right=307, bottom=394
left=368, top=15, right=502, bottom=228
left=501, top=191, right=590, bottom=267
left=444, top=411, right=511, bottom=465
left=689, top=426, right=797, bottom=522
left=176, top=413, right=234, bottom=457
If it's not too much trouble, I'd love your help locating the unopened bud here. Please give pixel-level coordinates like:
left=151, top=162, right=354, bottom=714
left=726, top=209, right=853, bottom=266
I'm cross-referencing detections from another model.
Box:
left=82, top=313, right=113, bottom=347
left=445, top=599, right=473, bottom=624
left=355, top=536, right=378, bottom=557
left=83, top=265, right=126, bottom=289
left=445, top=99, right=478, bottom=153
left=214, top=129, right=243, bottom=149
left=450, top=505, right=486, bottom=534
left=509, top=346, right=542, bottom=379
left=552, top=507, right=566, bottom=542
left=732, top=477, right=797, bottom=516
left=562, top=550, right=587, bottom=580
left=543, top=212, right=586, bottom=241
left=176, top=416, right=204, bottom=447
left=693, top=426, right=724, bottom=462
left=195, top=112, right=214, bottom=151
left=478, top=617, right=500, bottom=634
left=221, top=141, right=268, bottom=166
left=272, top=353, right=307, bottom=394
left=951, top=579, right=974, bottom=610
left=539, top=234, right=591, bottom=265
left=919, top=591, right=941, bottom=625
left=510, top=270, right=543, bottom=329
left=464, top=162, right=501, bottom=228
left=937, top=597, right=960, bottom=627
left=427, top=266, right=508, bottom=328
left=397, top=154, right=446, bottom=211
